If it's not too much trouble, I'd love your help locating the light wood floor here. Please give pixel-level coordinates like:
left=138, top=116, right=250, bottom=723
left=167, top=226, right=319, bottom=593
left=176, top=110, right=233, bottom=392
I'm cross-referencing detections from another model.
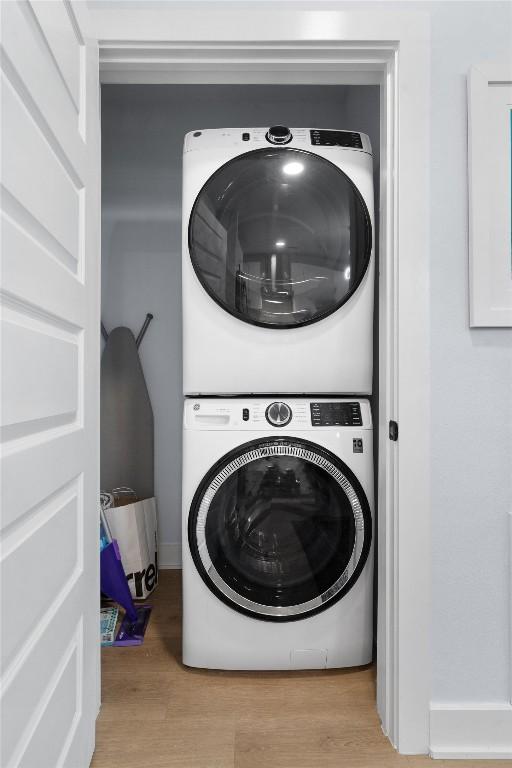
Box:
left=92, top=571, right=508, bottom=768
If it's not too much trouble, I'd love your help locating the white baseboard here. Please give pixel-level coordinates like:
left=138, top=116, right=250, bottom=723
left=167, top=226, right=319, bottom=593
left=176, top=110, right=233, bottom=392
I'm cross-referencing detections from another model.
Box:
left=430, top=704, right=512, bottom=759
left=158, top=542, right=182, bottom=569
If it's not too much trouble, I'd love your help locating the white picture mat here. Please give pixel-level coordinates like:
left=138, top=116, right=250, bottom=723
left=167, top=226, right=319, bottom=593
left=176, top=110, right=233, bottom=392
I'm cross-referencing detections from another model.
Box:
left=468, top=62, right=512, bottom=326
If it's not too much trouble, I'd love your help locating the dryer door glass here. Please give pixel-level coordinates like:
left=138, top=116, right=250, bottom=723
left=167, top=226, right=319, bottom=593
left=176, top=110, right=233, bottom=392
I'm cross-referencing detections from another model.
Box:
left=189, top=438, right=372, bottom=622
left=188, top=148, right=372, bottom=328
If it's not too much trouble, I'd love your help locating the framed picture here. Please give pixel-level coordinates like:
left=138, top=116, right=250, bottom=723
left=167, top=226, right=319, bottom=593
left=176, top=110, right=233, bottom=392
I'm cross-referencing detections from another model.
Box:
left=468, top=61, right=512, bottom=327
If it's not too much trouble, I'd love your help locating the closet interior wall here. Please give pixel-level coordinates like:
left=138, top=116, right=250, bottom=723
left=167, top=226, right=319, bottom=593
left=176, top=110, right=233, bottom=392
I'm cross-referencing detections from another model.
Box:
left=100, top=84, right=380, bottom=566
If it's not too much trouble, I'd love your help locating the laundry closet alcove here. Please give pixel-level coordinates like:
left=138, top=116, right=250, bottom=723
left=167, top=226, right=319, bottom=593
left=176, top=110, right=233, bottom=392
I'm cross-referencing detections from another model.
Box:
left=101, top=83, right=381, bottom=574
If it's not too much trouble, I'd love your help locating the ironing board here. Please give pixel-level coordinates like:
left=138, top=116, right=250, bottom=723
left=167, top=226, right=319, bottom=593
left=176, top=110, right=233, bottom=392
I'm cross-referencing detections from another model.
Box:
left=100, top=326, right=154, bottom=499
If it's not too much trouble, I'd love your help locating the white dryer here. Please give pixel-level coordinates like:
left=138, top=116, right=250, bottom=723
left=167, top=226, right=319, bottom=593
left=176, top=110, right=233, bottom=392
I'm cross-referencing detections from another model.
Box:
left=182, top=397, right=374, bottom=670
left=182, top=127, right=374, bottom=395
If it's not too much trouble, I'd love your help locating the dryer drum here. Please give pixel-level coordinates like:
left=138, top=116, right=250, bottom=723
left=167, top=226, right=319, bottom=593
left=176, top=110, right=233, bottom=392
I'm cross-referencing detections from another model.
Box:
left=188, top=437, right=372, bottom=622
left=188, top=148, right=372, bottom=329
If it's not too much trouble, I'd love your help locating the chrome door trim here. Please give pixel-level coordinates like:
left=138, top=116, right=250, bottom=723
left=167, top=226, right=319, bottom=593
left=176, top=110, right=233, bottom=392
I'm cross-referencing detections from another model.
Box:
left=194, top=441, right=366, bottom=618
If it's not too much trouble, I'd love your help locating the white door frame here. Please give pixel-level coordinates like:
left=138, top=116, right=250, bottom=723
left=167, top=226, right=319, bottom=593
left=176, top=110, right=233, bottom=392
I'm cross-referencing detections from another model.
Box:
left=92, top=5, right=431, bottom=755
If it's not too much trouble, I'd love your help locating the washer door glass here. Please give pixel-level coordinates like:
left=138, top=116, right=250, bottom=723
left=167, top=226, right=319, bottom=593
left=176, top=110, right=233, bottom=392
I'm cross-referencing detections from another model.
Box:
left=189, top=438, right=372, bottom=622
left=188, top=148, right=372, bottom=328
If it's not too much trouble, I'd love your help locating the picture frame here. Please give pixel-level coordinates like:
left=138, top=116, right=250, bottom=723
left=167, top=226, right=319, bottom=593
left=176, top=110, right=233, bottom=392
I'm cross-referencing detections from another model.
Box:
left=468, top=60, right=512, bottom=327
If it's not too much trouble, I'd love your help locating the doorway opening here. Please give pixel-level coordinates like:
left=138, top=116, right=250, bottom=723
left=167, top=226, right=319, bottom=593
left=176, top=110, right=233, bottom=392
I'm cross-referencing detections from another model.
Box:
left=98, top=81, right=384, bottom=757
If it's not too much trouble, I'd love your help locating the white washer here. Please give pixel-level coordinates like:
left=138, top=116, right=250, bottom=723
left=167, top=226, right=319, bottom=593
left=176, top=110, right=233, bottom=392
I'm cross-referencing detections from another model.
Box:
left=182, top=397, right=374, bottom=670
left=182, top=127, right=375, bottom=395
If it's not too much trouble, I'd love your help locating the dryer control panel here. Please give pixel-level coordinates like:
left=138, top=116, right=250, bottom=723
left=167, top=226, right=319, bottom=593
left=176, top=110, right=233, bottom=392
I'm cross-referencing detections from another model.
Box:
left=183, top=127, right=372, bottom=155
left=310, top=129, right=363, bottom=148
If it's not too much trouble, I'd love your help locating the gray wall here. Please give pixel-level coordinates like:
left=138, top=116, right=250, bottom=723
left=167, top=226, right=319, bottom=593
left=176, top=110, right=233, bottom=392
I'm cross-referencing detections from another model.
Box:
left=101, top=84, right=380, bottom=559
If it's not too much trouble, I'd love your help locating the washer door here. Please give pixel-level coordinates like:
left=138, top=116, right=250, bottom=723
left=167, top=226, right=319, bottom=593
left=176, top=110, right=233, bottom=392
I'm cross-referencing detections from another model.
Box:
left=188, top=148, right=372, bottom=329
left=188, top=438, right=372, bottom=622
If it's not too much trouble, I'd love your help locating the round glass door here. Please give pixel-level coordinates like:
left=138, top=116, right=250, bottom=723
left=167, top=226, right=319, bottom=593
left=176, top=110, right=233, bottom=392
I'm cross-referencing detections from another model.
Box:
left=188, top=438, right=372, bottom=622
left=188, top=148, right=372, bottom=328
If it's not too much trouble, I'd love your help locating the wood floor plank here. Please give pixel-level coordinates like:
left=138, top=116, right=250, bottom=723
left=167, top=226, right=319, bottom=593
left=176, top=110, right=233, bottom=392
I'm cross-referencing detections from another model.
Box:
left=92, top=571, right=510, bottom=768
left=235, top=715, right=404, bottom=768
left=94, top=717, right=235, bottom=768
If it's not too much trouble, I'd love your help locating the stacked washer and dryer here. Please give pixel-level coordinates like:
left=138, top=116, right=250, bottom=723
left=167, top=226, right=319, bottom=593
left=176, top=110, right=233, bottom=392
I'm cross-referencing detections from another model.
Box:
left=182, top=126, right=375, bottom=670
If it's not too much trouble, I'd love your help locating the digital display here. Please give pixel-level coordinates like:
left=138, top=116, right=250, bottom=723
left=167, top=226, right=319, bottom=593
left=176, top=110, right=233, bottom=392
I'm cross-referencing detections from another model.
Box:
left=310, top=402, right=362, bottom=427
left=310, top=130, right=363, bottom=149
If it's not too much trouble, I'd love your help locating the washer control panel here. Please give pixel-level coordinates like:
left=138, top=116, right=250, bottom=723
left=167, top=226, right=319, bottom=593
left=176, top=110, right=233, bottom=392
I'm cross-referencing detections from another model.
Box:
left=184, top=399, right=370, bottom=430
left=265, top=401, right=292, bottom=427
left=310, top=402, right=362, bottom=427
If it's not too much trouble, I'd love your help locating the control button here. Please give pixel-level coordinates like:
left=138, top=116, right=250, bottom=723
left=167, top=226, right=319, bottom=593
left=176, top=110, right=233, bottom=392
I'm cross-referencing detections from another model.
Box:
left=242, top=408, right=250, bottom=421
left=242, top=132, right=250, bottom=141
left=265, top=125, right=292, bottom=145
left=265, top=401, right=292, bottom=427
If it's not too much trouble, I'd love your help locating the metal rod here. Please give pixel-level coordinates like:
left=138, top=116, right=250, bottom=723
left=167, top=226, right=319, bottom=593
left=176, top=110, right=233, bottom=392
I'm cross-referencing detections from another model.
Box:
left=136, top=313, right=154, bottom=348
left=101, top=322, right=109, bottom=342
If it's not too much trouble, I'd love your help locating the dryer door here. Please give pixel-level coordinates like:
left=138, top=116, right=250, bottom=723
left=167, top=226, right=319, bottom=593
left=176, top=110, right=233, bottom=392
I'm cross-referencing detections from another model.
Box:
left=189, top=438, right=372, bottom=622
left=188, top=148, right=372, bottom=329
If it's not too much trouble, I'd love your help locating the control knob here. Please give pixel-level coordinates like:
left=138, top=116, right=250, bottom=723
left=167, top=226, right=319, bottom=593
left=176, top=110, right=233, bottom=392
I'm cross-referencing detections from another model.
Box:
left=266, top=401, right=292, bottom=427
left=265, top=125, right=292, bottom=145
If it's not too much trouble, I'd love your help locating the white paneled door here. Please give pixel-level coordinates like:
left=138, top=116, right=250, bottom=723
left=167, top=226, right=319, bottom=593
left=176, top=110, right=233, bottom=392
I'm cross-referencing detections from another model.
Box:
left=1, top=2, right=100, bottom=767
